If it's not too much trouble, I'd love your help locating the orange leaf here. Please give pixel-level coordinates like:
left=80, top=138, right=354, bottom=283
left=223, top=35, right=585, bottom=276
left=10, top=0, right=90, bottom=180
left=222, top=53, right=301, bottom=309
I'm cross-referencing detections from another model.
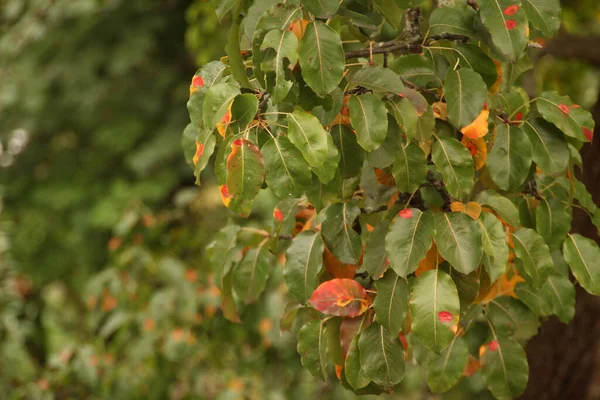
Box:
left=309, top=279, right=372, bottom=317
left=463, top=355, right=480, bottom=377
left=475, top=270, right=524, bottom=304
left=216, top=109, right=232, bottom=137
left=415, top=243, right=443, bottom=276
left=374, top=167, right=396, bottom=187
left=323, top=245, right=358, bottom=279
left=288, top=18, right=309, bottom=42
left=461, top=107, right=489, bottom=139
left=461, top=136, right=487, bottom=170
left=451, top=201, right=482, bottom=219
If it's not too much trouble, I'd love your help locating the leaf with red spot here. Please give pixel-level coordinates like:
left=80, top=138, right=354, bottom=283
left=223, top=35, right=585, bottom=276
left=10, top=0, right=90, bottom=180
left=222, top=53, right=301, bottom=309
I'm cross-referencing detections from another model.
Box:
left=385, top=209, right=435, bottom=278
left=182, top=124, right=217, bottom=186
left=537, top=91, right=595, bottom=142
left=409, top=269, right=460, bottom=353
left=478, top=0, right=529, bottom=62
left=309, top=279, right=371, bottom=317
left=203, top=82, right=240, bottom=130
left=224, top=137, right=265, bottom=217
left=480, top=336, right=529, bottom=399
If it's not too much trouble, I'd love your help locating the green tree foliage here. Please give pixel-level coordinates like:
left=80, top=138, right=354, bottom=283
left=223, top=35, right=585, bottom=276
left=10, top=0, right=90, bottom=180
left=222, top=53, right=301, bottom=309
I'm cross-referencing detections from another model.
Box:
left=183, top=0, right=600, bottom=398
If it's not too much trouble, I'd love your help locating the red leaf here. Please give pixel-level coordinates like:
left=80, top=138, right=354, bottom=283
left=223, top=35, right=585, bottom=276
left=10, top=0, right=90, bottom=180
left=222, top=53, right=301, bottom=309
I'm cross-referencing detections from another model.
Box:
left=309, top=279, right=371, bottom=317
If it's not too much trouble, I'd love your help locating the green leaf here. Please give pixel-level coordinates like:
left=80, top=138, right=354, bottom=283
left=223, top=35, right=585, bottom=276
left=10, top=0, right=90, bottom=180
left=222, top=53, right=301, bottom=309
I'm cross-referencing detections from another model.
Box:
left=488, top=297, right=540, bottom=341
left=302, top=0, right=340, bottom=18
left=480, top=336, right=529, bottom=399
left=363, top=219, right=391, bottom=280
left=286, top=109, right=330, bottom=167
left=233, top=242, right=273, bottom=303
left=431, top=136, right=475, bottom=199
left=321, top=202, right=362, bottom=264
left=331, top=123, right=365, bottom=179
left=344, top=335, right=371, bottom=389
left=391, top=142, right=428, bottom=193
left=385, top=97, right=418, bottom=140
left=262, top=136, right=312, bottom=198
left=348, top=94, right=388, bottom=152
left=535, top=197, right=571, bottom=250
left=367, top=116, right=403, bottom=169
left=225, top=18, right=252, bottom=88
left=514, top=282, right=554, bottom=316
left=522, top=0, right=561, bottom=37
left=311, top=133, right=340, bottom=184
left=260, top=29, right=298, bottom=103
left=225, top=138, right=265, bottom=217
left=243, top=0, right=280, bottom=48
left=537, top=91, right=595, bottom=142
left=523, top=119, right=569, bottom=174
left=211, top=0, right=239, bottom=21
left=410, top=269, right=460, bottom=353
left=542, top=274, right=575, bottom=323
left=299, top=21, right=345, bottom=95
left=373, top=270, right=410, bottom=337
left=209, top=224, right=242, bottom=288
left=427, top=335, right=469, bottom=393
left=358, top=323, right=405, bottom=387
left=182, top=123, right=198, bottom=167
left=404, top=89, right=435, bottom=142
left=385, top=209, right=435, bottom=277
left=429, top=5, right=478, bottom=39
left=271, top=198, right=301, bottom=254
left=434, top=212, right=483, bottom=275
left=373, top=0, right=404, bottom=28
left=203, top=82, right=240, bottom=129
left=252, top=3, right=302, bottom=87
left=390, top=55, right=440, bottom=88
left=475, top=190, right=520, bottom=226
left=284, top=231, right=325, bottom=303
left=298, top=320, right=328, bottom=381
left=492, top=87, right=530, bottom=120
left=230, top=94, right=258, bottom=132
left=563, top=233, right=600, bottom=296
left=347, top=66, right=404, bottom=96
left=512, top=228, right=553, bottom=287
left=479, top=212, right=509, bottom=283
left=478, top=0, right=529, bottom=62
left=447, top=43, right=499, bottom=88
left=486, top=123, right=532, bottom=191
left=444, top=68, right=488, bottom=129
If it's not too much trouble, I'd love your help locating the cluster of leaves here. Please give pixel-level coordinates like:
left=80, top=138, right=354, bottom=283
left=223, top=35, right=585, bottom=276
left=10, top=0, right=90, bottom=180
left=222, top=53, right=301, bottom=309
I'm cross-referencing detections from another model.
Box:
left=184, top=0, right=600, bottom=398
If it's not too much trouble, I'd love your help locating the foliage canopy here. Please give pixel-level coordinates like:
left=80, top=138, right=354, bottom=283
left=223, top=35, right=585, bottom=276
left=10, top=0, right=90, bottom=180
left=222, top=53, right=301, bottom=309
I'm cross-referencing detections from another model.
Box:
left=184, top=0, right=600, bottom=398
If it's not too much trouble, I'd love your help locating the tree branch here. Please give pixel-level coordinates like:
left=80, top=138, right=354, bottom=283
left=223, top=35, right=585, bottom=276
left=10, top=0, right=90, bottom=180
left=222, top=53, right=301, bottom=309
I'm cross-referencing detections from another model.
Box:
left=344, top=34, right=470, bottom=59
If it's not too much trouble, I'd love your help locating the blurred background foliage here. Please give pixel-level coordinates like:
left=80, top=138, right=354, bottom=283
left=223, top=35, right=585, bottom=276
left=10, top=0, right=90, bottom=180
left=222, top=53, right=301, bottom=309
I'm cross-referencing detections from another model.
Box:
left=1, top=0, right=600, bottom=398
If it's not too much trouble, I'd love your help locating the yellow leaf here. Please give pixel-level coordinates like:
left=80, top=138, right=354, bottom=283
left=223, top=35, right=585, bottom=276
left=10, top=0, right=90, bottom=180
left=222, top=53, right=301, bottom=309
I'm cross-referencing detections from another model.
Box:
left=489, top=60, right=503, bottom=95
left=461, top=136, right=487, bottom=170
left=432, top=101, right=448, bottom=120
